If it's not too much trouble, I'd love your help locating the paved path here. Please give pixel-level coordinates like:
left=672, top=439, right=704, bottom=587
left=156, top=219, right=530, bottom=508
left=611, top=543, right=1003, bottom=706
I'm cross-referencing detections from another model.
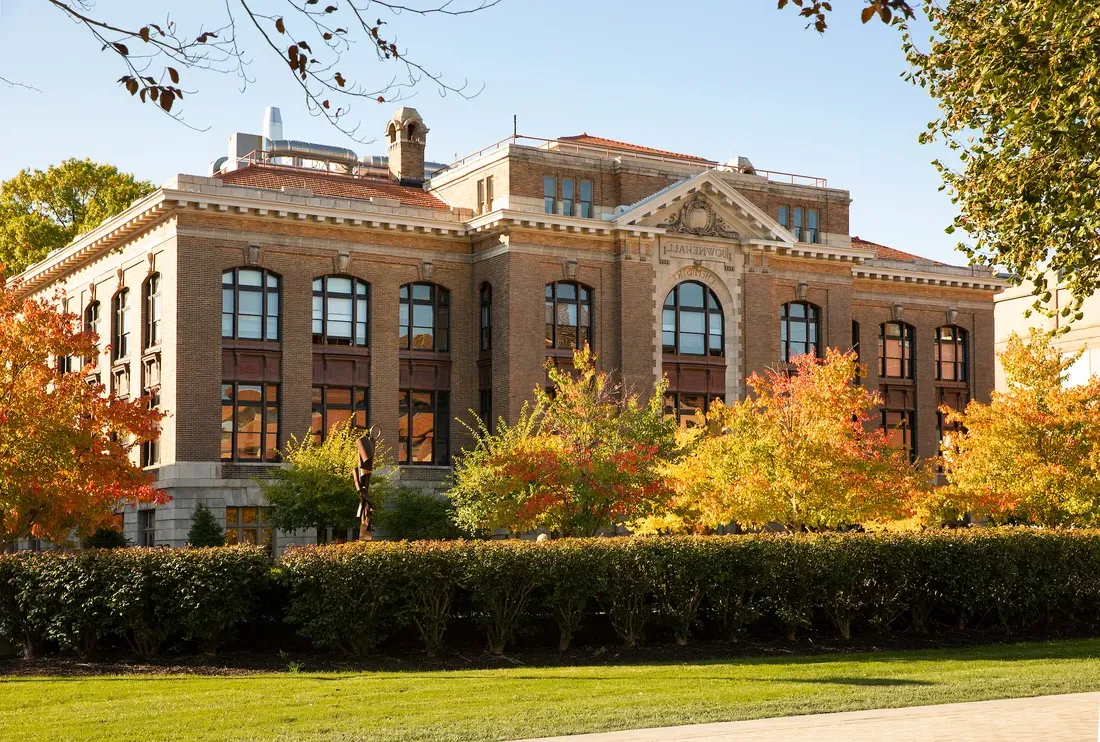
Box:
left=521, top=692, right=1100, bottom=741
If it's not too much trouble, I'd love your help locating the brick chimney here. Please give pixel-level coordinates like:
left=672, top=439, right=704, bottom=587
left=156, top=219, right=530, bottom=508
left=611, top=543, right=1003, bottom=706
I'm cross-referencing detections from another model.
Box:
left=386, top=107, right=428, bottom=187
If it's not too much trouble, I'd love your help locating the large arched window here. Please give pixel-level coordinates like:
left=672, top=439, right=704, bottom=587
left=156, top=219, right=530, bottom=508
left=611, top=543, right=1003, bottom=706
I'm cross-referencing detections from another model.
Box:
left=313, top=275, right=369, bottom=347
left=399, top=282, right=449, bottom=351
left=780, top=302, right=820, bottom=362
left=144, top=273, right=161, bottom=350
left=479, top=283, right=492, bottom=352
left=935, top=326, right=968, bottom=382
left=222, top=268, right=281, bottom=341
left=111, top=288, right=131, bottom=361
left=545, top=281, right=593, bottom=350
left=662, top=281, right=722, bottom=357
left=879, top=322, right=915, bottom=379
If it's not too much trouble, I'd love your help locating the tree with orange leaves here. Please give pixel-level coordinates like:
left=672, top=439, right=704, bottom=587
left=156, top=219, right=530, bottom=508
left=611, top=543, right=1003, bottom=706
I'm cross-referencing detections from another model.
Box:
left=936, top=330, right=1100, bottom=526
left=449, top=347, right=679, bottom=537
left=650, top=350, right=928, bottom=534
left=0, top=274, right=165, bottom=550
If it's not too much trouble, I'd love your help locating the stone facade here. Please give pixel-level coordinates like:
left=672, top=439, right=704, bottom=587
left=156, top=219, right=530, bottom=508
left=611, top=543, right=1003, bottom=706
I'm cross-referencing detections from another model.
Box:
left=14, top=112, right=1005, bottom=551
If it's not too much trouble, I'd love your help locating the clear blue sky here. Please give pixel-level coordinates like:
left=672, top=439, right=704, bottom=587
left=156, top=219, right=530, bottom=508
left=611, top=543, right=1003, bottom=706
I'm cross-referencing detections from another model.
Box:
left=0, top=0, right=959, bottom=263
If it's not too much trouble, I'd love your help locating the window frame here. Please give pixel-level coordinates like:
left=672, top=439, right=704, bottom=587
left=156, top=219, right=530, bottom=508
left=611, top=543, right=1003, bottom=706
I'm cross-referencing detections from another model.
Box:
left=776, top=205, right=821, bottom=244
left=879, top=321, right=916, bottom=380
left=111, top=288, right=131, bottom=362
left=311, top=385, right=369, bottom=443
left=143, top=273, right=161, bottom=350
left=138, top=509, right=156, bottom=547
left=662, top=281, right=724, bottom=357
left=780, top=301, right=821, bottom=363
left=881, top=407, right=916, bottom=460
left=545, top=281, right=594, bottom=351
left=221, top=268, right=282, bottom=342
left=312, top=275, right=370, bottom=347
left=934, top=325, right=969, bottom=383
left=225, top=506, right=274, bottom=550
left=220, top=381, right=281, bottom=462
left=543, top=176, right=556, bottom=215
left=578, top=179, right=593, bottom=218
left=398, top=282, right=450, bottom=352
left=479, top=282, right=492, bottom=352
left=398, top=389, right=450, bottom=465
left=663, top=392, right=724, bottom=430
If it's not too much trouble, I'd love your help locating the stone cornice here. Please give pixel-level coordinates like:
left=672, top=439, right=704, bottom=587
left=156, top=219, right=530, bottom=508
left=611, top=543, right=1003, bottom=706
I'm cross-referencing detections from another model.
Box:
left=852, top=264, right=1008, bottom=291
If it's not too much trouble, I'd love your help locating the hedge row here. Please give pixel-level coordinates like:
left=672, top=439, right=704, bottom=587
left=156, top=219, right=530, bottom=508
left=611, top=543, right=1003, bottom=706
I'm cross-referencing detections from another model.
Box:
left=5, top=531, right=1100, bottom=659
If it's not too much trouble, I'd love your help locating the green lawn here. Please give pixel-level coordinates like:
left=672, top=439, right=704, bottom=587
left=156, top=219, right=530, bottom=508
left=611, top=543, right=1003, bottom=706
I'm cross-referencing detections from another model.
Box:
left=4, top=639, right=1100, bottom=742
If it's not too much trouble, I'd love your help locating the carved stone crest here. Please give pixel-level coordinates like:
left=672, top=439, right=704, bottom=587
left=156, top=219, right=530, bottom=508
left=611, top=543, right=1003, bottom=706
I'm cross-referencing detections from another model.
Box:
left=658, top=194, right=740, bottom=239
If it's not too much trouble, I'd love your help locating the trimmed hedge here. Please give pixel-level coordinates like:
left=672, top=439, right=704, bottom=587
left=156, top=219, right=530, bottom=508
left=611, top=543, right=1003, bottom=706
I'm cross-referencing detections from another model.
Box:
left=6, top=531, right=1100, bottom=658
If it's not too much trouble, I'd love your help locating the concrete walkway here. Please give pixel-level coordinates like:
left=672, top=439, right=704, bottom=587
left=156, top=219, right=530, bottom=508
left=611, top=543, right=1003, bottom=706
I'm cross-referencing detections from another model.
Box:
left=521, top=692, right=1100, bottom=741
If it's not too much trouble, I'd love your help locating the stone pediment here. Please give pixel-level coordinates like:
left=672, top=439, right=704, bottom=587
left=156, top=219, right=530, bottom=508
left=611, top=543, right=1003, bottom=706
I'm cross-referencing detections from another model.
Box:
left=613, top=170, right=795, bottom=246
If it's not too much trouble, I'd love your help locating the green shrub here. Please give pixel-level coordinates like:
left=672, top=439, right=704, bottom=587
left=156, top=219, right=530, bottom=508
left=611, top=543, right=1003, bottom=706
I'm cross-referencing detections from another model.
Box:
left=85, top=528, right=129, bottom=549
left=281, top=542, right=406, bottom=655
left=187, top=504, right=225, bottom=548
left=464, top=541, right=545, bottom=655
left=9, top=530, right=1100, bottom=659
left=376, top=488, right=461, bottom=541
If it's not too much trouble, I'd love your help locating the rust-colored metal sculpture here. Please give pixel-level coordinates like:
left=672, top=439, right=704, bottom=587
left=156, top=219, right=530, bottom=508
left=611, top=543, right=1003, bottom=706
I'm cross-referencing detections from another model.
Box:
left=353, top=424, right=381, bottom=541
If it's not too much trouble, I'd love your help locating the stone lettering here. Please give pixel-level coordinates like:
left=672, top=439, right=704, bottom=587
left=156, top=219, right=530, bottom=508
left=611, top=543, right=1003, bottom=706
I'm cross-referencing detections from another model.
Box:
left=661, top=240, right=732, bottom=263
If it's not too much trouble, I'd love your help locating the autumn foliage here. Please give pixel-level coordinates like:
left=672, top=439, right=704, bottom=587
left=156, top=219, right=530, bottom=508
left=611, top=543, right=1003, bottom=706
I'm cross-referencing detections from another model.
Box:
left=647, top=350, right=929, bottom=533
left=449, top=347, right=678, bottom=536
left=937, top=330, right=1100, bottom=526
left=0, top=274, right=165, bottom=549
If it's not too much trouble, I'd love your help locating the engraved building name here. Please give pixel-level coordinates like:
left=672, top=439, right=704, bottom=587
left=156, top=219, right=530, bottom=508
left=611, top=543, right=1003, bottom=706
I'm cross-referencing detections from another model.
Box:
left=662, top=240, right=732, bottom=263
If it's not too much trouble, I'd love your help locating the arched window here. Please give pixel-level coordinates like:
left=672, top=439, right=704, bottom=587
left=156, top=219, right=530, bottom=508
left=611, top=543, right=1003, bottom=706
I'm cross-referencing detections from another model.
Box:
left=546, top=281, right=593, bottom=350
left=399, top=282, right=449, bottom=351
left=935, top=326, right=968, bottom=382
left=780, top=301, right=820, bottom=362
left=82, top=300, right=101, bottom=367
left=312, top=275, right=369, bottom=347
left=879, top=322, right=915, bottom=379
left=222, top=268, right=281, bottom=342
left=663, top=281, right=723, bottom=356
left=479, top=283, right=492, bottom=352
left=144, top=273, right=161, bottom=349
left=111, top=288, right=131, bottom=361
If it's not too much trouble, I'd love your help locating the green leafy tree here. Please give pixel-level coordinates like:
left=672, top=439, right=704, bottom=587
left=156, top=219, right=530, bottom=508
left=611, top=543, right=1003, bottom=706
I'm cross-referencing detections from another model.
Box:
left=375, top=488, right=461, bottom=541
left=0, top=159, right=153, bottom=274
left=779, top=1, right=1100, bottom=320
left=936, top=329, right=1100, bottom=526
left=260, top=420, right=395, bottom=543
left=85, top=528, right=129, bottom=549
left=187, top=503, right=225, bottom=548
left=449, top=347, right=679, bottom=537
left=647, top=350, right=928, bottom=534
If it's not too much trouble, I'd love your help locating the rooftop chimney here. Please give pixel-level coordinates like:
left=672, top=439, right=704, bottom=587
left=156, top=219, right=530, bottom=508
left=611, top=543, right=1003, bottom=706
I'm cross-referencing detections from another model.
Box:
left=386, top=107, right=428, bottom=187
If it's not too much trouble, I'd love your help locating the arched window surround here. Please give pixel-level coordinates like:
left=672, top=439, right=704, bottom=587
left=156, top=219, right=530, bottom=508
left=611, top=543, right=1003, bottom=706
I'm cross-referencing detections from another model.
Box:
left=662, top=281, right=723, bottom=357
left=312, top=275, right=370, bottom=347
left=545, top=281, right=593, bottom=351
left=222, top=267, right=282, bottom=342
left=398, top=282, right=450, bottom=352
left=780, top=301, right=821, bottom=362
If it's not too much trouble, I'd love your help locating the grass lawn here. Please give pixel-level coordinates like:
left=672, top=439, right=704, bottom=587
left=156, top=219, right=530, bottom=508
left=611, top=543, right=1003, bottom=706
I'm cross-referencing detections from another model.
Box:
left=4, top=639, right=1100, bottom=742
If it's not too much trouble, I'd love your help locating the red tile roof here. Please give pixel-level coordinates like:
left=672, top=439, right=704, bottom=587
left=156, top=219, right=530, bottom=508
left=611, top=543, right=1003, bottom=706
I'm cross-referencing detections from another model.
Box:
left=851, top=236, right=942, bottom=264
left=215, top=164, right=448, bottom=210
left=558, top=133, right=713, bottom=163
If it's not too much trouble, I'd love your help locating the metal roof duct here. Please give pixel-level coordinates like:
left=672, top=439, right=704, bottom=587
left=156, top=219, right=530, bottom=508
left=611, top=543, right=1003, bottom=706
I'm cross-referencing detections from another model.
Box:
left=264, top=139, right=359, bottom=166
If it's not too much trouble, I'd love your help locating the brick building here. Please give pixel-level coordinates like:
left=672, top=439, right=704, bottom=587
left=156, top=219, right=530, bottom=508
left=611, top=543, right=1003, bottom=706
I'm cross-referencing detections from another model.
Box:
left=14, top=108, right=1005, bottom=549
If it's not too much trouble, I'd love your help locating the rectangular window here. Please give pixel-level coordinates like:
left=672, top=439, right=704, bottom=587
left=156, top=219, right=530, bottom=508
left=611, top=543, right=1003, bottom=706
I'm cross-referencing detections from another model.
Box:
left=543, top=176, right=556, bottom=215
left=398, top=390, right=449, bottom=465
left=561, top=178, right=575, bottom=217
left=792, top=207, right=804, bottom=242
left=663, top=392, right=723, bottom=432
left=311, top=386, right=368, bottom=443
left=145, top=274, right=161, bottom=349
left=476, top=179, right=486, bottom=214
left=937, top=387, right=968, bottom=445
left=880, top=323, right=914, bottom=379
left=225, top=506, right=273, bottom=550
left=485, top=175, right=494, bottom=211
left=141, top=381, right=160, bottom=467
left=221, top=382, right=280, bottom=461
left=807, top=209, right=819, bottom=244
left=479, top=387, right=492, bottom=433
left=777, top=206, right=789, bottom=229
left=113, top=290, right=131, bottom=361
left=579, top=180, right=593, bottom=218
left=139, top=509, right=156, bottom=547
left=882, top=409, right=915, bottom=458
